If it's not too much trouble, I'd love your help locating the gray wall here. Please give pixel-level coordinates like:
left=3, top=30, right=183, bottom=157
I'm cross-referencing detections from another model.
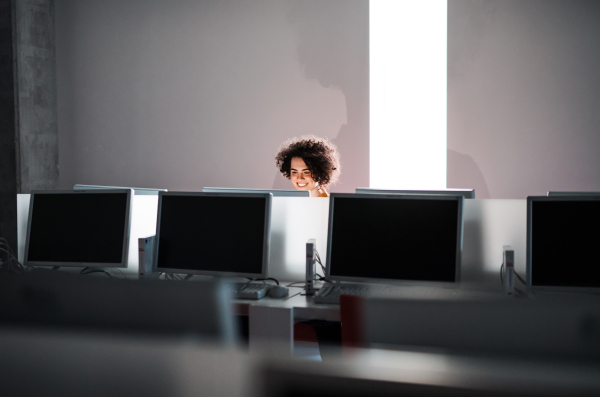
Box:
left=55, top=0, right=368, bottom=192
left=448, top=0, right=600, bottom=199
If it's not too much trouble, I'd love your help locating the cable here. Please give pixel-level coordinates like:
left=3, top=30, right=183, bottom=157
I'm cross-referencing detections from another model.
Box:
left=0, top=243, right=25, bottom=274
left=315, top=249, right=326, bottom=274
left=499, top=262, right=531, bottom=297
left=250, top=277, right=279, bottom=286
left=501, top=262, right=527, bottom=287
left=286, top=281, right=307, bottom=288
left=165, top=273, right=186, bottom=281
left=108, top=268, right=128, bottom=279
left=166, top=273, right=175, bottom=280
left=0, top=239, right=19, bottom=262
left=0, top=238, right=16, bottom=254
left=81, top=269, right=112, bottom=278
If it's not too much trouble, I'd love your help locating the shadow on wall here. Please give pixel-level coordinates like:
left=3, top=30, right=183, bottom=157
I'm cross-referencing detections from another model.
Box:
left=273, top=170, right=291, bottom=190
left=447, top=149, right=490, bottom=199
left=272, top=0, right=369, bottom=193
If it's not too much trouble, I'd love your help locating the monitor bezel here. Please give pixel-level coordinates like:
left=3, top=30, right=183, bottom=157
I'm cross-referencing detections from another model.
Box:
left=154, top=191, right=272, bottom=279
left=547, top=191, right=600, bottom=197
left=325, top=193, right=463, bottom=285
left=527, top=195, right=600, bottom=293
left=24, top=189, right=133, bottom=268
left=74, top=184, right=167, bottom=195
left=355, top=187, right=475, bottom=199
left=202, top=187, right=309, bottom=197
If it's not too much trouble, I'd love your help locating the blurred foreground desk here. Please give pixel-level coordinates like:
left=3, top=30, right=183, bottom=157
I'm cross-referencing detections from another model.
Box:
left=238, top=285, right=600, bottom=360
left=236, top=285, right=493, bottom=357
left=5, top=327, right=600, bottom=397
left=262, top=347, right=600, bottom=396
left=0, top=328, right=250, bottom=397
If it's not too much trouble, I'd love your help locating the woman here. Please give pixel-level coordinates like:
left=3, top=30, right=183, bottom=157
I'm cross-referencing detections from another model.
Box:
left=275, top=136, right=341, bottom=197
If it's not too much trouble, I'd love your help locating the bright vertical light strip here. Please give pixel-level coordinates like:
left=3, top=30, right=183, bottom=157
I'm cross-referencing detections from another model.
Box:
left=370, top=0, right=447, bottom=189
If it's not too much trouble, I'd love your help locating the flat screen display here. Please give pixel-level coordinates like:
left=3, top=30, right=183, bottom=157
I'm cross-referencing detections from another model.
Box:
left=155, top=193, right=270, bottom=277
left=528, top=198, right=600, bottom=290
left=327, top=194, right=462, bottom=283
left=25, top=190, right=131, bottom=267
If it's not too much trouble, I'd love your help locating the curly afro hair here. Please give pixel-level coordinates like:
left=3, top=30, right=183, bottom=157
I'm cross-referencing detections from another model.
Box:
left=275, top=135, right=341, bottom=188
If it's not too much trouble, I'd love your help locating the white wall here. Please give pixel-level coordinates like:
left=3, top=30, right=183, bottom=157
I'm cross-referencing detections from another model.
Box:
left=55, top=0, right=368, bottom=193
left=448, top=0, right=600, bottom=198
left=50, top=0, right=600, bottom=199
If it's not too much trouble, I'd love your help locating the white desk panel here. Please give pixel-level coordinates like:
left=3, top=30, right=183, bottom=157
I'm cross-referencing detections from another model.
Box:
left=462, top=199, right=527, bottom=288
left=16, top=194, right=30, bottom=263
left=268, top=197, right=329, bottom=281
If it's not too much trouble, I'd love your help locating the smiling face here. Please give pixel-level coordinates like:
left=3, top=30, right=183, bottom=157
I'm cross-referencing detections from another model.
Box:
left=290, top=157, right=317, bottom=192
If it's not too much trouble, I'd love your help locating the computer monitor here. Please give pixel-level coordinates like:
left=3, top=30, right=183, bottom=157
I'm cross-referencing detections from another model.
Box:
left=356, top=187, right=475, bottom=199
left=24, top=189, right=132, bottom=268
left=527, top=196, right=600, bottom=292
left=202, top=187, right=309, bottom=197
left=74, top=184, right=167, bottom=195
left=547, top=191, right=600, bottom=197
left=326, top=194, right=463, bottom=284
left=154, top=192, right=272, bottom=278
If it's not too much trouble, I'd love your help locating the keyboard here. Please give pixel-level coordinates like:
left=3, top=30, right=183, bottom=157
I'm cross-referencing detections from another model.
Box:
left=230, top=282, right=270, bottom=300
left=314, top=283, right=470, bottom=304
left=314, top=283, right=374, bottom=304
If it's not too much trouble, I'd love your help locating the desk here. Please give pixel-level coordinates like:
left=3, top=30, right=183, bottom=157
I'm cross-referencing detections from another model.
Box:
left=232, top=284, right=337, bottom=357
left=5, top=328, right=600, bottom=397
left=238, top=283, right=600, bottom=360
left=235, top=284, right=506, bottom=357
left=0, top=328, right=251, bottom=397
left=263, top=347, right=600, bottom=396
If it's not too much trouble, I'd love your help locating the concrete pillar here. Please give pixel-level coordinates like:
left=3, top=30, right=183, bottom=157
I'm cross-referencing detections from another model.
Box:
left=14, top=0, right=58, bottom=192
left=0, top=0, right=57, bottom=256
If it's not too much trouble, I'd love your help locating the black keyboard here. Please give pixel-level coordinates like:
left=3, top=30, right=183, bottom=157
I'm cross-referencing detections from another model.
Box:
left=314, top=283, right=465, bottom=304
left=230, top=282, right=270, bottom=300
left=314, top=283, right=374, bottom=304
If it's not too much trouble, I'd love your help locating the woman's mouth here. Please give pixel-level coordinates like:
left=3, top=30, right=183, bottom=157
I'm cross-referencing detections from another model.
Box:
left=297, top=183, right=308, bottom=188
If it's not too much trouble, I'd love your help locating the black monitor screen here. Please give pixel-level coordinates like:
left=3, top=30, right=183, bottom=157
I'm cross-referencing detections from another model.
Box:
left=327, top=195, right=461, bottom=283
left=530, top=200, right=600, bottom=289
left=26, top=192, right=129, bottom=266
left=155, top=194, right=269, bottom=277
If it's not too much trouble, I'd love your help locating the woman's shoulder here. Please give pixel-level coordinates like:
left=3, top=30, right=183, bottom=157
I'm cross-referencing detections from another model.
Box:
left=318, top=191, right=330, bottom=198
